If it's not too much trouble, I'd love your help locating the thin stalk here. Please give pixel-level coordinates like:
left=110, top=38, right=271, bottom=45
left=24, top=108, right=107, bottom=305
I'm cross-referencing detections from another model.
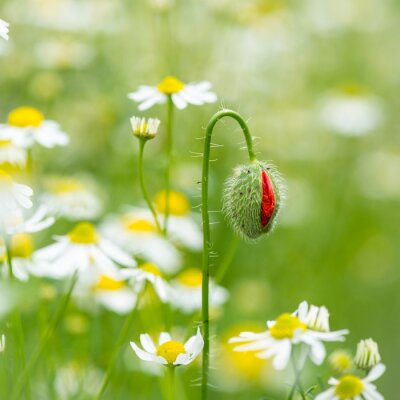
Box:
left=201, top=109, right=257, bottom=400
left=4, top=234, right=31, bottom=400
left=166, top=366, right=175, bottom=400
left=138, top=138, right=162, bottom=232
left=163, top=95, right=174, bottom=236
left=288, top=352, right=306, bottom=400
left=96, top=298, right=140, bottom=399
left=11, top=271, right=78, bottom=400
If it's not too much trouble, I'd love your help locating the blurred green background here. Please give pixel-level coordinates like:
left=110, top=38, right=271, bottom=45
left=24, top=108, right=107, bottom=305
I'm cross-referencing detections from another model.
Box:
left=0, top=0, right=399, bottom=398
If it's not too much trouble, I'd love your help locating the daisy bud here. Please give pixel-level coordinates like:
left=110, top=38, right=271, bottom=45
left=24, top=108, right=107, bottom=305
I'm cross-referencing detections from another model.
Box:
left=130, top=116, right=160, bottom=140
left=354, top=338, right=381, bottom=371
left=222, top=161, right=284, bottom=240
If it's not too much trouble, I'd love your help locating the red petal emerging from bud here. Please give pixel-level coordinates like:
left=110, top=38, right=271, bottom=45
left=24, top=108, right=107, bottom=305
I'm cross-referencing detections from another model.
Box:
left=261, top=169, right=275, bottom=227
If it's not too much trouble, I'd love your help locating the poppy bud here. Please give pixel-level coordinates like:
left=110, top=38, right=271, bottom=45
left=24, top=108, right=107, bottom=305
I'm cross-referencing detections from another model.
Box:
left=222, top=161, right=284, bottom=240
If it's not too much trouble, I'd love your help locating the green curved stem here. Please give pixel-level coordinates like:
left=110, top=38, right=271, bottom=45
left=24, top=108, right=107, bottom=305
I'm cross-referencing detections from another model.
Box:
left=96, top=297, right=140, bottom=399
left=11, top=271, right=78, bottom=400
left=3, top=234, right=31, bottom=400
left=163, top=96, right=174, bottom=235
left=138, top=138, right=162, bottom=233
left=201, top=109, right=257, bottom=400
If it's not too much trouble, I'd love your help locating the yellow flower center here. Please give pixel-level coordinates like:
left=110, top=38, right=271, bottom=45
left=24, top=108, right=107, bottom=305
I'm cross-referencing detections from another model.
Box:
left=140, top=262, right=162, bottom=277
left=330, top=351, right=353, bottom=373
left=269, top=313, right=307, bottom=340
left=157, top=76, right=185, bottom=94
left=122, top=216, right=156, bottom=233
left=49, top=179, right=83, bottom=194
left=0, top=169, right=12, bottom=184
left=154, top=190, right=190, bottom=216
left=0, top=140, right=12, bottom=148
left=11, top=233, right=34, bottom=259
left=68, top=222, right=99, bottom=244
left=95, top=275, right=125, bottom=291
left=335, top=375, right=365, bottom=399
left=177, top=268, right=203, bottom=287
left=339, top=83, right=369, bottom=97
left=8, top=107, right=44, bottom=128
left=156, top=340, right=186, bottom=364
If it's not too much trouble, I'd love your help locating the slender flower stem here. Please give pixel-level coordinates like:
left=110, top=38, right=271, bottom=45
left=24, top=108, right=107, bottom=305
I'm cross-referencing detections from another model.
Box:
left=11, top=271, right=78, bottom=400
left=163, top=95, right=174, bottom=236
left=138, top=138, right=162, bottom=232
left=166, top=366, right=175, bottom=400
left=4, top=234, right=31, bottom=400
left=288, top=351, right=306, bottom=400
left=201, top=109, right=257, bottom=400
left=96, top=297, right=140, bottom=399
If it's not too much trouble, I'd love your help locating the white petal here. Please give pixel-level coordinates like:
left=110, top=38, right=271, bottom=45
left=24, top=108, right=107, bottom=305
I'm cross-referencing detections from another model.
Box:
left=365, top=364, right=386, bottom=383
left=158, top=332, right=171, bottom=345
left=99, top=238, right=136, bottom=267
left=314, top=387, right=336, bottom=400
left=130, top=342, right=163, bottom=363
left=140, top=334, right=156, bottom=354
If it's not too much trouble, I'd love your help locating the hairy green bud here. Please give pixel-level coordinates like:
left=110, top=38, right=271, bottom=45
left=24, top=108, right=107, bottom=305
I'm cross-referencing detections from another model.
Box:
left=222, top=161, right=284, bottom=240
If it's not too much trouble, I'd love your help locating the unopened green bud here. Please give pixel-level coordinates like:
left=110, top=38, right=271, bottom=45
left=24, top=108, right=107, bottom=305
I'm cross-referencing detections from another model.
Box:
left=355, top=339, right=381, bottom=371
left=222, top=161, right=284, bottom=240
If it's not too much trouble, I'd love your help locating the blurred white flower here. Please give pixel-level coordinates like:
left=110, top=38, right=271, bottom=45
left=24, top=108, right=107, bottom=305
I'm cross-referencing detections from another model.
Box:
left=0, top=140, right=27, bottom=167
left=154, top=190, right=203, bottom=251
left=315, top=364, right=385, bottom=400
left=171, top=268, right=228, bottom=314
left=101, top=211, right=182, bottom=274
left=123, top=262, right=173, bottom=303
left=128, top=76, right=217, bottom=111
left=0, top=169, right=33, bottom=219
left=131, top=329, right=203, bottom=366
left=0, top=107, right=69, bottom=149
left=0, top=334, right=5, bottom=352
left=329, top=350, right=353, bottom=374
left=42, top=176, right=103, bottom=221
left=354, top=338, right=381, bottom=371
left=4, top=205, right=55, bottom=236
left=230, top=301, right=348, bottom=370
left=34, top=40, right=95, bottom=70
left=33, top=222, right=136, bottom=279
left=0, top=19, right=9, bottom=40
left=320, top=85, right=383, bottom=137
left=54, top=363, right=104, bottom=400
left=130, top=116, right=160, bottom=140
left=1, top=233, right=39, bottom=281
left=89, top=273, right=137, bottom=315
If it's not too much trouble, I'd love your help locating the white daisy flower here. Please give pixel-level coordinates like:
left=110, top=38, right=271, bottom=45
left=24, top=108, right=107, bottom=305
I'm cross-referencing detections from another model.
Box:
left=354, top=338, right=381, bottom=371
left=0, top=334, right=5, bottom=352
left=128, top=76, right=217, bottom=111
left=0, top=107, right=69, bottom=149
left=230, top=301, right=349, bottom=370
left=42, top=176, right=103, bottom=221
left=171, top=268, right=228, bottom=314
left=0, top=169, right=33, bottom=219
left=320, top=84, right=383, bottom=137
left=0, top=233, right=37, bottom=281
left=154, top=190, right=203, bottom=251
left=0, top=19, right=9, bottom=41
left=121, top=262, right=173, bottom=303
left=130, top=116, right=160, bottom=140
left=130, top=328, right=204, bottom=366
left=0, top=140, right=27, bottom=167
left=101, top=212, right=182, bottom=274
left=315, top=363, right=385, bottom=400
left=4, top=205, right=55, bottom=236
left=88, top=273, right=137, bottom=315
left=33, top=222, right=136, bottom=279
